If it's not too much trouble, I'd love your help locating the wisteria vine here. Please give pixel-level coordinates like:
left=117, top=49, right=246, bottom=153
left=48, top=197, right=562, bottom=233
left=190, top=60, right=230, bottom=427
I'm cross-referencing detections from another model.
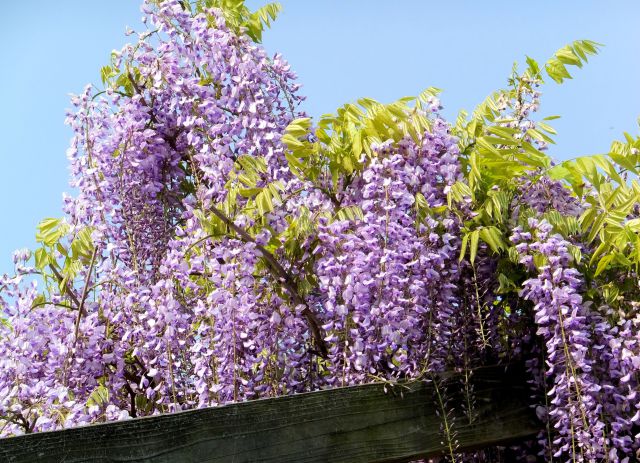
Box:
left=0, top=1, right=639, bottom=462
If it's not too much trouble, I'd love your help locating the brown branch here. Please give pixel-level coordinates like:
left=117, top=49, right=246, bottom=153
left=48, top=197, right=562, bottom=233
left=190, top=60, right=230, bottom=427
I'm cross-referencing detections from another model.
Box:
left=318, top=186, right=341, bottom=209
left=124, top=383, right=137, bottom=418
left=124, top=358, right=158, bottom=390
left=73, top=247, right=99, bottom=347
left=48, top=264, right=81, bottom=309
left=208, top=207, right=328, bottom=357
left=1, top=412, right=31, bottom=433
left=127, top=71, right=145, bottom=99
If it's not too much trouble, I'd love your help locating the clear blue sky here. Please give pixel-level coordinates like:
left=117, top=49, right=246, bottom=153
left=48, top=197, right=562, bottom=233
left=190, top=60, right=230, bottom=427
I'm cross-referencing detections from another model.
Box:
left=1, top=1, right=639, bottom=276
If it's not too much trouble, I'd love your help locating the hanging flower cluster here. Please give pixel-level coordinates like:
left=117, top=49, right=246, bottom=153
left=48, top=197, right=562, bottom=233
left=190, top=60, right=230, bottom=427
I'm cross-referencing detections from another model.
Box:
left=2, top=0, right=309, bottom=432
left=1, top=1, right=639, bottom=462
left=313, top=123, right=463, bottom=384
left=511, top=219, right=640, bottom=461
left=513, top=220, right=604, bottom=460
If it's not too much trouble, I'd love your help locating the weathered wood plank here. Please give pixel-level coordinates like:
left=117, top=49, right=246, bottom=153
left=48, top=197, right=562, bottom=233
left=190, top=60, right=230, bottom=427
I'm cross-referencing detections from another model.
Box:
left=0, top=365, right=539, bottom=463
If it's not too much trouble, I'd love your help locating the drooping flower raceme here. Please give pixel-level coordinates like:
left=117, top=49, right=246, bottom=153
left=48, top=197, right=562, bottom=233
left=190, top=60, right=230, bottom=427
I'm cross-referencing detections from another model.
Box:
left=313, top=123, right=464, bottom=385
left=1, top=0, right=309, bottom=433
left=0, top=2, right=639, bottom=462
left=513, top=219, right=640, bottom=461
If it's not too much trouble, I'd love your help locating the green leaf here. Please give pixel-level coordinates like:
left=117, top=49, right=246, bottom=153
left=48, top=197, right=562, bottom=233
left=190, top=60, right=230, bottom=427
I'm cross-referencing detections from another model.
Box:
left=36, top=218, right=68, bottom=247
left=71, top=227, right=94, bottom=260
left=526, top=128, right=555, bottom=145
left=544, top=40, right=601, bottom=84
left=87, top=384, right=110, bottom=408
left=595, top=254, right=614, bottom=277
left=31, top=294, right=47, bottom=309
left=333, top=205, right=364, bottom=222
left=459, top=233, right=469, bottom=262
left=37, top=218, right=61, bottom=234
left=536, top=121, right=557, bottom=135
left=238, top=187, right=262, bottom=198
left=479, top=226, right=506, bottom=254
left=34, top=248, right=49, bottom=270
left=469, top=230, right=480, bottom=264
left=285, top=117, right=312, bottom=137
left=497, top=273, right=517, bottom=294
left=486, top=126, right=518, bottom=139
left=548, top=164, right=571, bottom=180
left=256, top=189, right=274, bottom=215
left=282, top=133, right=304, bottom=149
left=555, top=45, right=582, bottom=67
left=476, top=136, right=501, bottom=156
left=100, top=66, right=113, bottom=85
left=525, top=56, right=540, bottom=76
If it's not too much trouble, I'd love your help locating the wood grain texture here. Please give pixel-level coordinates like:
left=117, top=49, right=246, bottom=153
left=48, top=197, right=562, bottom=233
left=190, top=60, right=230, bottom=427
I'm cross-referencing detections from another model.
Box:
left=0, top=365, right=540, bottom=463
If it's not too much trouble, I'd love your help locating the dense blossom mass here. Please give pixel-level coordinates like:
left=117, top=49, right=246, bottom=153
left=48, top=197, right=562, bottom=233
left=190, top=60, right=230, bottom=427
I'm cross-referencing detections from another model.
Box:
left=0, top=1, right=639, bottom=462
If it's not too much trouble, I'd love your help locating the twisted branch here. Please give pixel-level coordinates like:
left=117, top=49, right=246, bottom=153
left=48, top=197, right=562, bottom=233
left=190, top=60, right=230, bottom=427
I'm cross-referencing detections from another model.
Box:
left=208, top=206, right=328, bottom=357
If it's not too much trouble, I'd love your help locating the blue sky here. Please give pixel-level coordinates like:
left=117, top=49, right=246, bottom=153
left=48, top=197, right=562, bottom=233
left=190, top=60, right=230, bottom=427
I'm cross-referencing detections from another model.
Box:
left=1, top=1, right=639, bottom=276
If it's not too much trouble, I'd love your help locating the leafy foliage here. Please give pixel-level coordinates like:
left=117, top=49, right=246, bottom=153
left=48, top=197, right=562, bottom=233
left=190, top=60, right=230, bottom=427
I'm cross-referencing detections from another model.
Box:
left=1, top=1, right=639, bottom=461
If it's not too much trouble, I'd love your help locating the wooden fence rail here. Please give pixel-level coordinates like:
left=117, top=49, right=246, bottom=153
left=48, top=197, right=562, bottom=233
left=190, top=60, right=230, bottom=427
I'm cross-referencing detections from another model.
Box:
left=0, top=365, right=539, bottom=462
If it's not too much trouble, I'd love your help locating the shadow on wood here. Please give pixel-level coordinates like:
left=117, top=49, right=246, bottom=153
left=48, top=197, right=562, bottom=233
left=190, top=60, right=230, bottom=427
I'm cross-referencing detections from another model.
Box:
left=0, top=365, right=540, bottom=462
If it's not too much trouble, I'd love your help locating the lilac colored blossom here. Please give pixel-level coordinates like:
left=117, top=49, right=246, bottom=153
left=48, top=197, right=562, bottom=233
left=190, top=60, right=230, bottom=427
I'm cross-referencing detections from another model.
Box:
left=513, top=219, right=640, bottom=461
left=0, top=2, right=638, bottom=462
left=312, top=123, right=464, bottom=384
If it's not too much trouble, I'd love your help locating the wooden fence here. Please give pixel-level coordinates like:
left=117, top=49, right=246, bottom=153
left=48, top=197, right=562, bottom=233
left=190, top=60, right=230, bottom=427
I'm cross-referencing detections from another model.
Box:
left=0, top=365, right=539, bottom=462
